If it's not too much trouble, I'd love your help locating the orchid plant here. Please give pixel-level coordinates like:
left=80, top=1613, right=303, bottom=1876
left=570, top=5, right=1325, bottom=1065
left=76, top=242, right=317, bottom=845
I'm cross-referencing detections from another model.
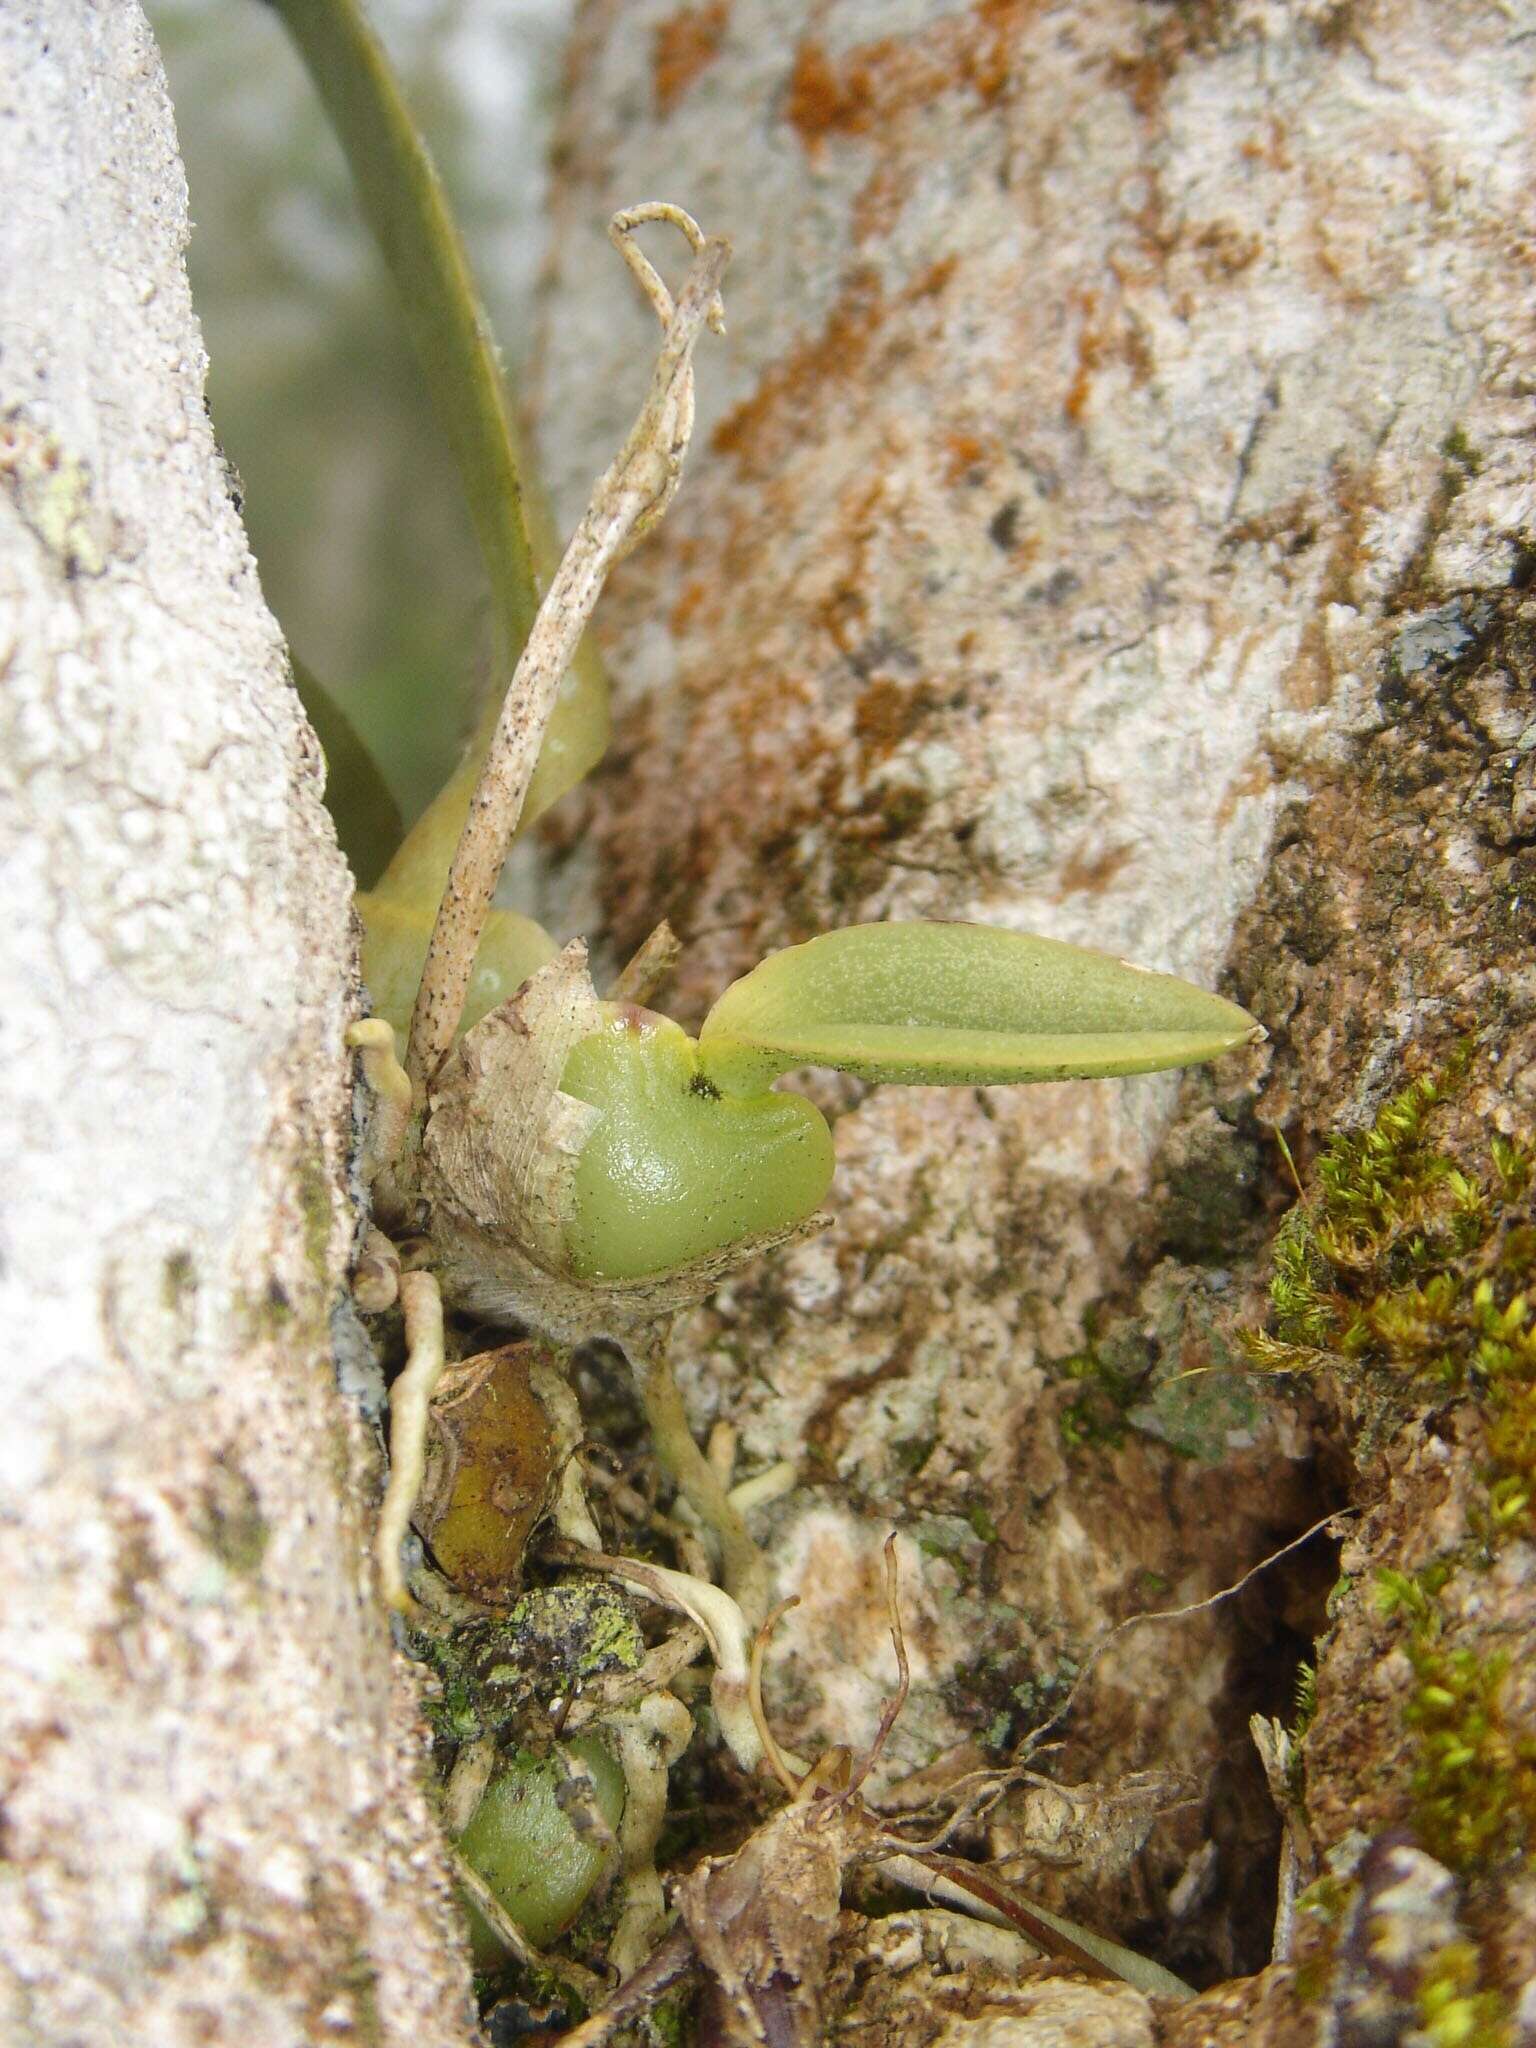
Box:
left=265, top=0, right=1256, bottom=2003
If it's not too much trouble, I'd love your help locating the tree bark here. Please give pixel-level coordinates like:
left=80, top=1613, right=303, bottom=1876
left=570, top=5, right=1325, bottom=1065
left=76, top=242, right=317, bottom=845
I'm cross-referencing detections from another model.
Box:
left=529, top=0, right=1536, bottom=2025
left=0, top=9, right=474, bottom=2042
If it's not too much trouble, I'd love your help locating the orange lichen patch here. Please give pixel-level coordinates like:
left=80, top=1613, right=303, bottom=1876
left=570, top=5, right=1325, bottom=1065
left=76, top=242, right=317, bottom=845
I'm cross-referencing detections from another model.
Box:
left=652, top=0, right=730, bottom=118
left=1106, top=0, right=1227, bottom=124
left=1190, top=218, right=1264, bottom=279
left=1063, top=287, right=1153, bottom=424
left=784, top=1, right=1039, bottom=156
left=1054, top=839, right=1136, bottom=899
left=1284, top=622, right=1338, bottom=713
left=943, top=431, right=992, bottom=487
left=712, top=265, right=886, bottom=468
left=910, top=255, right=958, bottom=300
left=968, top=0, right=1032, bottom=103
left=851, top=157, right=913, bottom=245
left=1064, top=291, right=1105, bottom=423
left=853, top=677, right=933, bottom=763
left=712, top=256, right=963, bottom=478
left=1214, top=756, right=1275, bottom=832
left=669, top=577, right=711, bottom=636
left=785, top=39, right=872, bottom=146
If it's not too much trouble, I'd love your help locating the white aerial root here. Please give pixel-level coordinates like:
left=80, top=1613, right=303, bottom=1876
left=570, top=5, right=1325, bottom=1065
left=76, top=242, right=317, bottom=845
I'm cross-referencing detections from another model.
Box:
left=346, top=1016, right=413, bottom=1183
left=629, top=1328, right=770, bottom=1625
left=375, top=1268, right=447, bottom=1614
left=352, top=1224, right=401, bottom=1312
left=551, top=1540, right=765, bottom=1772
left=728, top=1460, right=798, bottom=1517
left=406, top=207, right=730, bottom=1090
left=528, top=1353, right=605, bottom=1550
left=607, top=1691, right=695, bottom=1979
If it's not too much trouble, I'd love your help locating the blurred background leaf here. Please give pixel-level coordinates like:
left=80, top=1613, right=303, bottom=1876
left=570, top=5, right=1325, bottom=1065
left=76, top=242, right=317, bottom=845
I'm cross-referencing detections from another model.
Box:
left=154, top=0, right=572, bottom=826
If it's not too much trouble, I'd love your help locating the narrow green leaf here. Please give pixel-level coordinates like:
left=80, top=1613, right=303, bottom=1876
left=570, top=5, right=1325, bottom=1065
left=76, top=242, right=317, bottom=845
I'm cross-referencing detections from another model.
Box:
left=288, top=652, right=403, bottom=889
left=269, top=0, right=608, bottom=904
left=697, top=922, right=1263, bottom=1094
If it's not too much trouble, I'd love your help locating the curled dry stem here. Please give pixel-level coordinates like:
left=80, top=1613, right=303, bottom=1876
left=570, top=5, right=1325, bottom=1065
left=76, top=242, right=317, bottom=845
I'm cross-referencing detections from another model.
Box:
left=747, top=1597, right=804, bottom=1798
left=376, top=1268, right=447, bottom=1615
left=1016, top=1505, right=1355, bottom=1761
left=406, top=212, right=731, bottom=1090
left=847, top=1532, right=910, bottom=1802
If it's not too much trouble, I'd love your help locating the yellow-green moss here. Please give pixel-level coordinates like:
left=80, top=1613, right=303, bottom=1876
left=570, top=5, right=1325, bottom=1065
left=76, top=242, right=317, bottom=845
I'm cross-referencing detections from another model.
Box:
left=415, top=1579, right=644, bottom=1746
left=1245, top=1068, right=1536, bottom=1521
left=1374, top=1567, right=1536, bottom=1871
left=1415, top=1940, right=1514, bottom=2048
left=1248, top=1064, right=1536, bottom=1889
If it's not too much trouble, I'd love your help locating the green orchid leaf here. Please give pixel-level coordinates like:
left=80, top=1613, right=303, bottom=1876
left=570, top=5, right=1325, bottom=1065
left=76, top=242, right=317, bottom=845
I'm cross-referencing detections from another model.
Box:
left=288, top=652, right=403, bottom=890
left=358, top=893, right=557, bottom=1041
left=271, top=0, right=608, bottom=907
left=697, top=922, right=1263, bottom=1094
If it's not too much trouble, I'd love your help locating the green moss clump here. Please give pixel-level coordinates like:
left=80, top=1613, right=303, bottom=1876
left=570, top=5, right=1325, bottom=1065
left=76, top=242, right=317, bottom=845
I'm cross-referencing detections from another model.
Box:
left=1245, top=1072, right=1536, bottom=1515
left=1054, top=1328, right=1148, bottom=1452
left=1372, top=1566, right=1536, bottom=1871
left=1415, top=1940, right=1514, bottom=2048
left=415, top=1578, right=644, bottom=1745
left=1247, top=1065, right=1536, bottom=1896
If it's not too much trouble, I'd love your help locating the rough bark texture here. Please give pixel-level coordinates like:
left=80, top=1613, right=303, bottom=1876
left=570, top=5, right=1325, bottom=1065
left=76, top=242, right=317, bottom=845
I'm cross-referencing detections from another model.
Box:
left=528, top=0, right=1536, bottom=2025
left=0, top=10, right=475, bottom=2043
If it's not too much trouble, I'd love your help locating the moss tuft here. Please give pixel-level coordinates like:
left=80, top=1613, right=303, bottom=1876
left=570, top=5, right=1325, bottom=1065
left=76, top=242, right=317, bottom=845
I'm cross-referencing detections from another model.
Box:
left=1247, top=1060, right=1536, bottom=1901
left=1244, top=1069, right=1536, bottom=1513
left=1415, top=1940, right=1514, bottom=2048
left=1396, top=1618, right=1536, bottom=1869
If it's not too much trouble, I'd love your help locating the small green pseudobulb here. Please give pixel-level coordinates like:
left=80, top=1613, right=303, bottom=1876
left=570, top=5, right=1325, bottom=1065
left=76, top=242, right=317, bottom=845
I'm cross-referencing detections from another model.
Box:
left=359, top=894, right=557, bottom=1041
left=456, top=1734, right=626, bottom=1959
left=560, top=1009, right=835, bottom=1283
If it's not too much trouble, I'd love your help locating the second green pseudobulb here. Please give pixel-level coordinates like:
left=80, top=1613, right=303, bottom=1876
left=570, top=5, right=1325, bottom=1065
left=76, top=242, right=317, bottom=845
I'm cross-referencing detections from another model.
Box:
left=559, top=1010, right=835, bottom=1283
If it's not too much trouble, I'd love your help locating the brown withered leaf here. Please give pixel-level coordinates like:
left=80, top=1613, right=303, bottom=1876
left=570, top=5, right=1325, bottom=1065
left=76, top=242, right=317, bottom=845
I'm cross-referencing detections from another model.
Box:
left=414, top=1340, right=559, bottom=1603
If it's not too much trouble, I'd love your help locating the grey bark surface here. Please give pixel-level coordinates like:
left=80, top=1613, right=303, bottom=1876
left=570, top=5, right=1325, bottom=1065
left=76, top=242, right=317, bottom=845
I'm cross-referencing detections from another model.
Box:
left=0, top=9, right=475, bottom=2043
left=527, top=0, right=1536, bottom=2023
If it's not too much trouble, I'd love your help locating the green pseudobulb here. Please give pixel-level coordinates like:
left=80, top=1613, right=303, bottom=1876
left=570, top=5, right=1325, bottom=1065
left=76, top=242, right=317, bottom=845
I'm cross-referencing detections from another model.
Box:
left=455, top=1735, right=625, bottom=1959
left=358, top=893, right=557, bottom=1040
left=559, top=1011, right=835, bottom=1283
